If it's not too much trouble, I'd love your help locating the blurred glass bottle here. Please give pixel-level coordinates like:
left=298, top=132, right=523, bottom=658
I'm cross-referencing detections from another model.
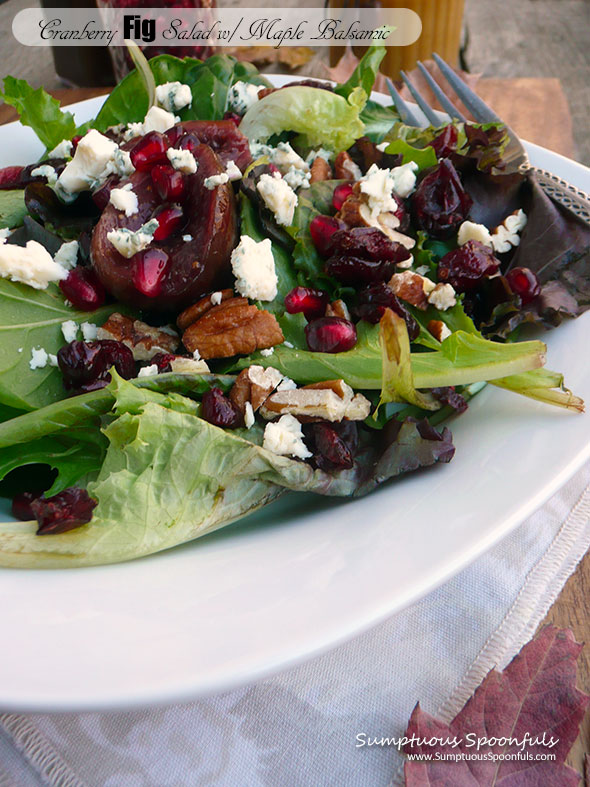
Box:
left=40, top=0, right=116, bottom=86
left=96, top=0, right=217, bottom=82
left=328, top=0, right=465, bottom=78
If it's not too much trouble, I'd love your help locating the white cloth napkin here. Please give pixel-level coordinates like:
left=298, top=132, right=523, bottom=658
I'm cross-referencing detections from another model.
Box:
left=1, top=461, right=590, bottom=787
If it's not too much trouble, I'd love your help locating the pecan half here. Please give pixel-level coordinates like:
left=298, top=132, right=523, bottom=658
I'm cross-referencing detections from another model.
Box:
left=260, top=379, right=370, bottom=422
left=229, top=365, right=283, bottom=415
left=182, top=297, right=284, bottom=359
left=310, top=156, right=332, bottom=183
left=389, top=271, right=435, bottom=310
left=97, top=313, right=179, bottom=361
left=427, top=320, right=452, bottom=343
left=176, top=288, right=235, bottom=332
left=334, top=151, right=362, bottom=181
left=336, top=191, right=415, bottom=250
left=325, top=299, right=350, bottom=320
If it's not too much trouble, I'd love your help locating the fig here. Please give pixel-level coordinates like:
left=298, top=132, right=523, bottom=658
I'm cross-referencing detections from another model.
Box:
left=166, top=120, right=251, bottom=172
left=90, top=142, right=238, bottom=312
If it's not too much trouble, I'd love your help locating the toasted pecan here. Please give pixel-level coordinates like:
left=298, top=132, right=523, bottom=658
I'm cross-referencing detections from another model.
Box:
left=310, top=156, right=332, bottom=183
left=176, top=289, right=235, bottom=332
left=389, top=271, right=435, bottom=310
left=261, top=379, right=370, bottom=422
left=182, top=298, right=284, bottom=359
left=97, top=313, right=179, bottom=361
left=334, top=151, right=362, bottom=181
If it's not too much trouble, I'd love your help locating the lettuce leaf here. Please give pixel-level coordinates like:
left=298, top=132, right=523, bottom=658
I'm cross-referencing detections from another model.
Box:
left=240, top=86, right=366, bottom=152
left=0, top=190, right=27, bottom=230
left=93, top=54, right=270, bottom=131
left=0, top=77, right=77, bottom=152
left=0, top=385, right=453, bottom=567
left=334, top=43, right=386, bottom=100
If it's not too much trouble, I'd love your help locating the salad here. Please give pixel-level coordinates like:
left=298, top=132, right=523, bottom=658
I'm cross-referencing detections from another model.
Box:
left=0, top=45, right=587, bottom=568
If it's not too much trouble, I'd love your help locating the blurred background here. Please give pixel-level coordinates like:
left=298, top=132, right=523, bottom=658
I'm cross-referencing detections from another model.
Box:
left=0, top=0, right=588, bottom=164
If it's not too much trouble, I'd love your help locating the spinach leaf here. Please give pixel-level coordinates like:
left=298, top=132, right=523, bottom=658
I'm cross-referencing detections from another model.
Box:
left=0, top=190, right=27, bottom=230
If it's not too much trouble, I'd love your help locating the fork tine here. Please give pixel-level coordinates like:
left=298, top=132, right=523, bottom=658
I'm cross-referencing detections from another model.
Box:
left=432, top=53, right=501, bottom=124
left=385, top=77, right=422, bottom=127
left=416, top=62, right=467, bottom=122
left=399, top=70, right=442, bottom=127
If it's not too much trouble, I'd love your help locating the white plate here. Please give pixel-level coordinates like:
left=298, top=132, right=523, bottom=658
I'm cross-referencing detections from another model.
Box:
left=0, top=83, right=589, bottom=712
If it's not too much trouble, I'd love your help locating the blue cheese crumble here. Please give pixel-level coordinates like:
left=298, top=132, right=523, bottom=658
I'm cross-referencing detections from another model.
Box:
left=166, top=147, right=197, bottom=174
left=155, top=81, right=192, bottom=112
left=31, top=165, right=58, bottom=185
left=256, top=172, right=297, bottom=227
left=228, top=81, right=265, bottom=114
left=107, top=218, right=159, bottom=259
left=231, top=234, right=278, bottom=301
left=109, top=184, right=139, bottom=216
left=0, top=241, right=68, bottom=289
left=54, top=240, right=79, bottom=270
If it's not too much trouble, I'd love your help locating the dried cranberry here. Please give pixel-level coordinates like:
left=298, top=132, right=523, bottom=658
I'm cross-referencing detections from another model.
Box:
left=437, top=240, right=500, bottom=292
left=132, top=248, right=170, bottom=297
left=356, top=282, right=419, bottom=340
left=412, top=158, right=472, bottom=239
left=31, top=487, right=97, bottom=535
left=305, top=317, right=357, bottom=353
left=151, top=352, right=176, bottom=373
left=59, top=267, right=106, bottom=311
left=332, top=182, right=354, bottom=211
left=153, top=205, right=184, bottom=241
left=201, top=387, right=241, bottom=428
left=130, top=131, right=169, bottom=171
left=309, top=215, right=343, bottom=257
left=312, top=422, right=354, bottom=469
left=431, top=386, right=468, bottom=414
left=506, top=266, right=541, bottom=305
left=329, top=227, right=411, bottom=263
left=151, top=164, right=186, bottom=202
left=391, top=192, right=410, bottom=233
left=326, top=255, right=398, bottom=286
left=285, top=287, right=329, bottom=321
left=92, top=175, right=120, bottom=211
left=57, top=340, right=135, bottom=393
left=430, top=125, right=458, bottom=159
left=12, top=491, right=43, bottom=521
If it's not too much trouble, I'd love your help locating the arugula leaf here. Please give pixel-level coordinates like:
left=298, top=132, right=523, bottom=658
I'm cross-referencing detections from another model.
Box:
left=0, top=191, right=27, bottom=230
left=335, top=44, right=386, bottom=100
left=0, top=77, right=77, bottom=152
left=0, top=280, right=124, bottom=411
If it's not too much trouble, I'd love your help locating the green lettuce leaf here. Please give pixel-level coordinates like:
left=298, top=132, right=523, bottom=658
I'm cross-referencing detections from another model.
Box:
left=0, top=280, right=122, bottom=411
left=0, top=191, right=27, bottom=230
left=0, top=77, right=77, bottom=152
left=381, top=138, right=437, bottom=171
left=334, top=43, right=386, bottom=100
left=240, top=86, right=366, bottom=151
left=93, top=53, right=270, bottom=131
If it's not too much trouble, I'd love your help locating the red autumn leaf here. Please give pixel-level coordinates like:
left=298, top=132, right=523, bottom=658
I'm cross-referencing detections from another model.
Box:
left=404, top=625, right=589, bottom=786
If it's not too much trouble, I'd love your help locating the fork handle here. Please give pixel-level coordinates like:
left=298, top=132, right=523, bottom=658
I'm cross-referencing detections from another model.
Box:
left=525, top=165, right=590, bottom=223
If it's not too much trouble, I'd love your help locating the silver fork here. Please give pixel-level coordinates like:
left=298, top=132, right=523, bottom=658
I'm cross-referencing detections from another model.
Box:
left=385, top=53, right=590, bottom=226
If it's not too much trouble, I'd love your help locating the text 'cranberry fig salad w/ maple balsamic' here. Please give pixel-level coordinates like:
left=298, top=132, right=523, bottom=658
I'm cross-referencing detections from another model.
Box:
left=0, top=45, right=587, bottom=567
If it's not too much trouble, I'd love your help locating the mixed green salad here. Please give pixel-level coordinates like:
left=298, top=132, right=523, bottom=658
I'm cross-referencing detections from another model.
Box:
left=0, top=45, right=587, bottom=568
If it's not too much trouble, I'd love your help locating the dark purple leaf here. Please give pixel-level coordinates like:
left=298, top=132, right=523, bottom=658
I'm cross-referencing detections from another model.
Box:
left=404, top=625, right=589, bottom=786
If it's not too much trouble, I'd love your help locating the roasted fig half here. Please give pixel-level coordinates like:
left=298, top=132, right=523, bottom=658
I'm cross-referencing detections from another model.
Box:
left=90, top=141, right=238, bottom=312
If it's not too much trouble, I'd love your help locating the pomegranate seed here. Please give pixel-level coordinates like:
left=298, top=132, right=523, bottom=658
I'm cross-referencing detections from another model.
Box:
left=57, top=340, right=135, bottom=393
left=178, top=132, right=200, bottom=153
left=305, top=317, right=357, bottom=353
left=92, top=175, right=120, bottom=211
left=223, top=111, right=242, bottom=126
left=506, top=266, right=541, bottom=305
left=151, top=164, right=186, bottom=201
left=201, top=387, right=241, bottom=428
left=165, top=126, right=184, bottom=147
left=437, top=240, right=500, bottom=292
left=71, top=135, right=83, bottom=151
left=284, top=286, right=329, bottom=321
left=12, top=491, right=43, bottom=521
left=0, top=165, right=24, bottom=189
left=132, top=248, right=170, bottom=297
left=130, top=131, right=169, bottom=171
left=152, top=205, right=184, bottom=241
left=151, top=352, right=177, bottom=372
left=31, top=487, right=97, bottom=535
left=59, top=267, right=106, bottom=311
left=309, top=215, right=343, bottom=257
left=332, top=182, right=354, bottom=211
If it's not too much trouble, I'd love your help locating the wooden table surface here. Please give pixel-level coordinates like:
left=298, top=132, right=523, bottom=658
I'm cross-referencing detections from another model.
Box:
left=1, top=77, right=588, bottom=773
